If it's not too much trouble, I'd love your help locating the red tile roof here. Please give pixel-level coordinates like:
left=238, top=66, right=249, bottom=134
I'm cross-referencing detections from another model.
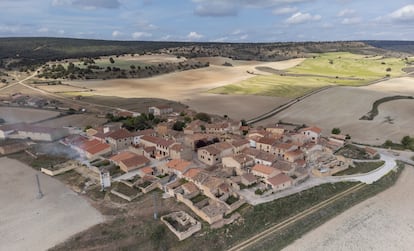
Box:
left=300, top=127, right=322, bottom=134
left=167, top=159, right=192, bottom=173
left=110, top=151, right=137, bottom=163
left=141, top=135, right=174, bottom=147
left=120, top=155, right=150, bottom=168
left=232, top=139, right=250, bottom=148
left=252, top=164, right=280, bottom=176
left=258, top=137, right=278, bottom=146
left=85, top=142, right=111, bottom=155
left=266, top=173, right=292, bottom=186
left=106, top=128, right=133, bottom=140
left=183, top=168, right=202, bottom=179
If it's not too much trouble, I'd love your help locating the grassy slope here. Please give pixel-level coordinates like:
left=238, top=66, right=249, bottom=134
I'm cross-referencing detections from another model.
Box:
left=210, top=52, right=407, bottom=98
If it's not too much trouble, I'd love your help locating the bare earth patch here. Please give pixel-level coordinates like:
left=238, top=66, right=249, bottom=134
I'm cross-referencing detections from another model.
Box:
left=283, top=166, right=414, bottom=251
left=258, top=81, right=414, bottom=144
left=34, top=114, right=108, bottom=128
left=183, top=93, right=290, bottom=121
left=64, top=58, right=302, bottom=119
left=0, top=107, right=60, bottom=124
left=361, top=77, right=414, bottom=95
left=0, top=157, right=104, bottom=251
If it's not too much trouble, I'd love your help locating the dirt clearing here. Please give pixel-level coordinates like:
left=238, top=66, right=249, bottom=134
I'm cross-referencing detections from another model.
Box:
left=0, top=107, right=60, bottom=124
left=34, top=114, right=108, bottom=128
left=184, top=93, right=290, bottom=121
left=0, top=157, right=104, bottom=251
left=283, top=166, right=414, bottom=251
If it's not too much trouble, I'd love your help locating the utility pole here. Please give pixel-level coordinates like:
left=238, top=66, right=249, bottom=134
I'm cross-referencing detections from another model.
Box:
left=36, top=174, right=43, bottom=199
left=153, top=193, right=158, bottom=220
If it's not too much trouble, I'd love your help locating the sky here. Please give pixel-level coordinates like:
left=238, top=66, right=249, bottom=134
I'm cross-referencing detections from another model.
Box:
left=0, top=0, right=414, bottom=42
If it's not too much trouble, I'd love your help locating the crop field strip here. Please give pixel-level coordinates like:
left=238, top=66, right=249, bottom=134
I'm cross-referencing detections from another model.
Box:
left=210, top=52, right=408, bottom=98
left=227, top=183, right=366, bottom=251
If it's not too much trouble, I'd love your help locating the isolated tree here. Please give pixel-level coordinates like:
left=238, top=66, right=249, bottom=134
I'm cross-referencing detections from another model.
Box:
left=173, top=121, right=186, bottom=131
left=195, top=113, right=211, bottom=123
left=386, top=67, right=392, bottom=72
left=109, top=57, right=115, bottom=64
left=331, top=128, right=341, bottom=135
left=401, top=136, right=413, bottom=148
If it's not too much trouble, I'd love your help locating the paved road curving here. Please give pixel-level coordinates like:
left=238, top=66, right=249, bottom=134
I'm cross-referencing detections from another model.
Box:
left=239, top=153, right=396, bottom=205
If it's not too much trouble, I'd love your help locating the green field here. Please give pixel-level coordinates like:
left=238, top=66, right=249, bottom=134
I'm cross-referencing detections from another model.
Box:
left=210, top=52, right=407, bottom=98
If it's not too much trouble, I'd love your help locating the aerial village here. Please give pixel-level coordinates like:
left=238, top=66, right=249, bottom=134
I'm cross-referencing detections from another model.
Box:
left=0, top=98, right=379, bottom=241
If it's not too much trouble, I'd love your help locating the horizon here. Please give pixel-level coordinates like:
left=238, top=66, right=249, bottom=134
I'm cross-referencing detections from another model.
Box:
left=1, top=0, right=414, bottom=42
left=1, top=36, right=414, bottom=44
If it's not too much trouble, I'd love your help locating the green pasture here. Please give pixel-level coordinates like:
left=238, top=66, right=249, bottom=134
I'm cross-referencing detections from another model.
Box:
left=209, top=52, right=408, bottom=98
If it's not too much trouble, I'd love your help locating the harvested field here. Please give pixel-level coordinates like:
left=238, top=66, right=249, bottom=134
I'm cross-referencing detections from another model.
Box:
left=283, top=166, right=414, bottom=251
left=361, top=77, right=414, bottom=95
left=62, top=58, right=302, bottom=118
left=0, top=107, right=60, bottom=124
left=257, top=86, right=414, bottom=145
left=65, top=58, right=304, bottom=100
left=34, top=114, right=108, bottom=128
left=35, top=84, right=91, bottom=94
left=0, top=157, right=104, bottom=251
left=77, top=95, right=188, bottom=113
left=183, top=93, right=290, bottom=121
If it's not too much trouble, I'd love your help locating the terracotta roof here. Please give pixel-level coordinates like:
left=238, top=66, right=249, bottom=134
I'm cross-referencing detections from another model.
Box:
left=214, top=142, right=233, bottom=151
left=182, top=182, right=199, bottom=194
left=230, top=154, right=254, bottom=164
left=274, top=160, right=294, bottom=172
left=232, top=139, right=250, bottom=148
left=199, top=145, right=221, bottom=155
left=110, top=151, right=137, bottom=163
left=144, top=146, right=156, bottom=153
left=252, top=164, right=280, bottom=176
left=106, top=128, right=133, bottom=140
left=242, top=148, right=261, bottom=157
left=218, top=183, right=230, bottom=193
left=365, top=147, right=378, bottom=155
left=266, top=173, right=292, bottom=186
left=275, top=142, right=294, bottom=150
left=79, top=139, right=102, bottom=150
left=120, top=155, right=150, bottom=168
left=294, top=159, right=306, bottom=167
left=258, top=137, right=278, bottom=146
left=170, top=143, right=183, bottom=152
left=256, top=152, right=278, bottom=163
left=285, top=149, right=304, bottom=157
left=140, top=166, right=154, bottom=175
left=141, top=135, right=174, bottom=147
left=85, top=142, right=111, bottom=155
left=241, top=173, right=257, bottom=183
left=167, top=159, right=192, bottom=173
left=183, top=168, right=202, bottom=179
left=300, top=127, right=322, bottom=134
